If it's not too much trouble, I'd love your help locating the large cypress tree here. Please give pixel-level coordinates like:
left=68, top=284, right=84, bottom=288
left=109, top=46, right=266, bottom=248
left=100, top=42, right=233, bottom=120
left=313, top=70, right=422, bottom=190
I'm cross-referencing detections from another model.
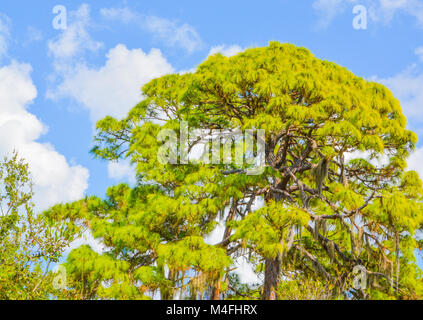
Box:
left=47, top=42, right=423, bottom=300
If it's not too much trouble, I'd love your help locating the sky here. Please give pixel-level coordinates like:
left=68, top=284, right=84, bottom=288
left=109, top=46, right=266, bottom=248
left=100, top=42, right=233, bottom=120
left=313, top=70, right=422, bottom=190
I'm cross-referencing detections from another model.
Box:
left=1, top=0, right=423, bottom=280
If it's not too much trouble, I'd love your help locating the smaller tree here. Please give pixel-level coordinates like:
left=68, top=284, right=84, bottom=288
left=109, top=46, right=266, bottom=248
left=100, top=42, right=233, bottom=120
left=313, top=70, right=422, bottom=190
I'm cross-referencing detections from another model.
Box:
left=0, top=152, right=72, bottom=299
left=45, top=183, right=233, bottom=300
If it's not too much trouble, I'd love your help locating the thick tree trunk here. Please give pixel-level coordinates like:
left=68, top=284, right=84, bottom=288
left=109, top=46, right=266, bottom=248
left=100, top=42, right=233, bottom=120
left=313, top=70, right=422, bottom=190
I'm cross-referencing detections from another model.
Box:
left=262, top=256, right=281, bottom=300
left=395, top=231, right=400, bottom=293
left=211, top=280, right=221, bottom=300
left=261, top=181, right=285, bottom=300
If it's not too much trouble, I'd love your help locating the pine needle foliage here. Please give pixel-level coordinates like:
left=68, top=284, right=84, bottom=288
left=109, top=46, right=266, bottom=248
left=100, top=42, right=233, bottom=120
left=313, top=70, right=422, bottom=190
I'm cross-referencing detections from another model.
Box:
left=47, top=42, right=423, bottom=300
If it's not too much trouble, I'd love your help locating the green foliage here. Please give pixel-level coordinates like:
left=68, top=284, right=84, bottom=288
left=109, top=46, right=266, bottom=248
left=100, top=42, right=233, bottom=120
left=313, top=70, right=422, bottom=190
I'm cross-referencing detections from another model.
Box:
left=232, top=202, right=309, bottom=259
left=0, top=152, right=71, bottom=299
left=46, top=42, right=423, bottom=300
left=46, top=183, right=231, bottom=299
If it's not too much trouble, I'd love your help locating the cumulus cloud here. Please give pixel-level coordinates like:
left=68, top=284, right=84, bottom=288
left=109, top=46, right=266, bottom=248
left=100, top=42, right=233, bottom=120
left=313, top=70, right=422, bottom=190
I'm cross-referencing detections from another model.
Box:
left=100, top=7, right=137, bottom=24
left=408, top=147, right=423, bottom=177
left=50, top=44, right=173, bottom=122
left=64, top=229, right=108, bottom=255
left=208, top=44, right=243, bottom=57
left=144, top=16, right=203, bottom=53
left=101, top=7, right=203, bottom=53
left=312, top=0, right=354, bottom=28
left=25, top=26, right=43, bottom=45
left=370, top=49, right=423, bottom=175
left=376, top=0, right=423, bottom=25
left=415, top=46, right=423, bottom=61
left=0, top=61, right=89, bottom=211
left=234, top=256, right=261, bottom=285
left=108, top=159, right=136, bottom=185
left=48, top=4, right=102, bottom=65
left=47, top=5, right=175, bottom=185
left=373, top=65, right=423, bottom=130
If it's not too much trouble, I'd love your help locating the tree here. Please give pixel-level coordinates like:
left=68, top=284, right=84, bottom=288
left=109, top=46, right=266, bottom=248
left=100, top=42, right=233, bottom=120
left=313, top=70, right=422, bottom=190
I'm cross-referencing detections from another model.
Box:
left=49, top=42, right=423, bottom=300
left=45, top=183, right=232, bottom=300
left=0, top=152, right=72, bottom=299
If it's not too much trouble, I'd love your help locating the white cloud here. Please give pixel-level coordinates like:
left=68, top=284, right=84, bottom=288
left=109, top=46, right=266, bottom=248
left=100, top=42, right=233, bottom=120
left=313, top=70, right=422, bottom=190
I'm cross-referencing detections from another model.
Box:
left=415, top=46, right=423, bottom=61
left=345, top=150, right=391, bottom=169
left=204, top=215, right=226, bottom=246
left=377, top=0, right=423, bottom=25
left=144, top=16, right=203, bottom=53
left=100, top=7, right=137, bottom=24
left=25, top=26, right=43, bottom=44
left=208, top=44, right=243, bottom=57
left=371, top=58, right=423, bottom=178
left=47, top=5, right=174, bottom=123
left=312, top=0, right=353, bottom=28
left=50, top=44, right=174, bottom=122
left=101, top=7, right=203, bottom=53
left=48, top=4, right=102, bottom=64
left=108, top=159, right=136, bottom=184
left=64, top=229, right=108, bottom=255
left=408, top=147, right=423, bottom=178
left=0, top=14, right=10, bottom=60
left=47, top=7, right=174, bottom=184
left=0, top=61, right=89, bottom=211
left=373, top=65, right=423, bottom=123
left=234, top=256, right=261, bottom=285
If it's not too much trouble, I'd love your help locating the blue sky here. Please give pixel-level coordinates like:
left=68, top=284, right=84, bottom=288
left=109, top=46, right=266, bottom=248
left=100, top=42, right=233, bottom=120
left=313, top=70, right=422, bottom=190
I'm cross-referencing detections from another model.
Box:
left=1, top=0, right=423, bottom=268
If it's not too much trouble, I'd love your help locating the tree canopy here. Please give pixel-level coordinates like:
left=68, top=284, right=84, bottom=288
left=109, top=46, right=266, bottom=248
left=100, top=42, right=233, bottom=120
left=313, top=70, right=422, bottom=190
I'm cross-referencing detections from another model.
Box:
left=44, top=42, right=423, bottom=300
left=0, top=152, right=72, bottom=299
